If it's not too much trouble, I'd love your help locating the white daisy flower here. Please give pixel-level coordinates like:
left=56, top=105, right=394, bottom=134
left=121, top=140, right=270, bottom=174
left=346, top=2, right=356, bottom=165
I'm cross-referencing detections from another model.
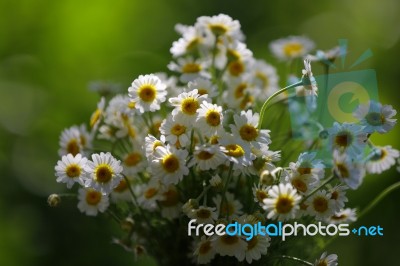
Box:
left=213, top=192, right=243, bottom=218
left=209, top=174, right=223, bottom=188
left=144, top=134, right=165, bottom=158
left=168, top=57, right=210, bottom=83
left=77, top=187, right=109, bottom=216
left=224, top=76, right=254, bottom=110
left=121, top=146, right=147, bottom=176
left=353, top=101, right=397, bottom=134
left=366, top=145, right=399, bottom=174
left=90, top=97, right=106, bottom=129
left=159, top=115, right=192, bottom=148
left=187, top=205, right=218, bottom=224
left=55, top=153, right=87, bottom=189
left=327, top=208, right=357, bottom=224
left=244, top=234, right=270, bottom=264
left=306, top=46, right=343, bottom=64
left=196, top=14, right=243, bottom=41
left=196, top=102, right=224, bottom=137
left=224, top=41, right=254, bottom=78
left=193, top=236, right=216, bottom=264
left=252, top=184, right=271, bottom=206
left=170, top=26, right=212, bottom=58
left=84, top=152, right=123, bottom=195
left=151, top=145, right=189, bottom=185
left=111, top=177, right=132, bottom=202
left=128, top=74, right=167, bottom=113
left=269, top=35, right=315, bottom=61
left=188, top=78, right=218, bottom=98
left=219, top=133, right=255, bottom=170
left=301, top=59, right=318, bottom=98
left=169, top=89, right=210, bottom=123
left=328, top=122, right=367, bottom=159
left=313, top=252, right=338, bottom=266
left=284, top=171, right=318, bottom=195
left=333, top=150, right=366, bottom=190
left=159, top=185, right=182, bottom=220
left=306, top=190, right=336, bottom=220
left=289, top=152, right=325, bottom=180
left=262, top=183, right=301, bottom=221
left=137, top=181, right=164, bottom=211
left=328, top=184, right=348, bottom=212
left=230, top=110, right=271, bottom=149
left=249, top=59, right=279, bottom=99
left=211, top=234, right=247, bottom=262
left=191, top=144, right=227, bottom=171
left=58, top=126, right=83, bottom=156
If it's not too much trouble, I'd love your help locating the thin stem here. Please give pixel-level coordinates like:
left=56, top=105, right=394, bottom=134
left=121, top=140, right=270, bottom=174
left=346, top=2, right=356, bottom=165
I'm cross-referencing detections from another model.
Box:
left=219, top=162, right=234, bottom=218
left=274, top=255, right=313, bottom=266
left=258, top=81, right=303, bottom=130
left=301, top=175, right=335, bottom=204
left=358, top=181, right=400, bottom=220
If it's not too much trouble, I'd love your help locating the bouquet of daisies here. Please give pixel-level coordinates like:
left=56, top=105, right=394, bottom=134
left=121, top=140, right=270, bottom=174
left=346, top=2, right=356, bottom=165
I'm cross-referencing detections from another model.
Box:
left=49, top=14, right=399, bottom=265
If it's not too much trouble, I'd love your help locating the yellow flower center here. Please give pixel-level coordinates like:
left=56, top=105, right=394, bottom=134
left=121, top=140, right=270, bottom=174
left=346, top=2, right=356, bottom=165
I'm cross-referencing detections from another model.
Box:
left=152, top=141, right=163, bottom=152
left=220, top=201, right=235, bottom=216
left=85, top=190, right=102, bottom=205
left=114, top=179, right=129, bottom=193
left=227, top=49, right=241, bottom=61
left=124, top=152, right=142, bottom=167
left=209, top=24, right=227, bottom=35
left=255, top=72, right=269, bottom=88
left=316, top=260, right=328, bottom=266
left=138, top=85, right=157, bottom=102
left=334, top=131, right=353, bottom=148
left=95, top=164, right=114, bottom=183
left=160, top=187, right=179, bottom=207
left=239, top=124, right=258, bottom=141
left=144, top=187, right=158, bottom=199
left=366, top=112, right=385, bottom=126
left=234, top=83, right=247, bottom=99
left=90, top=109, right=102, bottom=128
left=275, top=196, right=294, bottom=214
left=205, top=110, right=221, bottom=127
left=182, top=63, right=201, bottom=73
left=331, top=191, right=339, bottom=200
left=336, top=163, right=349, bottom=178
left=127, top=101, right=136, bottom=109
left=181, top=97, right=199, bottom=115
left=256, top=190, right=268, bottom=202
left=291, top=178, right=307, bottom=193
left=67, top=139, right=80, bottom=156
left=196, top=208, right=211, bottom=219
left=228, top=60, right=244, bottom=76
left=199, top=240, right=212, bottom=255
left=220, top=235, right=239, bottom=245
left=162, top=154, right=180, bottom=173
left=209, top=135, right=219, bottom=145
left=313, top=196, right=328, bottom=213
left=171, top=124, right=186, bottom=136
left=283, top=42, right=304, bottom=57
left=225, top=144, right=245, bottom=158
left=247, top=236, right=258, bottom=250
left=197, top=150, right=214, bottom=161
left=65, top=164, right=81, bottom=178
left=198, top=88, right=208, bottom=95
left=186, top=38, right=200, bottom=51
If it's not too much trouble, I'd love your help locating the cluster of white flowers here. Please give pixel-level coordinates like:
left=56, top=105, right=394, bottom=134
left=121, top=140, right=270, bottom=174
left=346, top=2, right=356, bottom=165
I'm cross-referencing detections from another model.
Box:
left=51, top=14, right=398, bottom=265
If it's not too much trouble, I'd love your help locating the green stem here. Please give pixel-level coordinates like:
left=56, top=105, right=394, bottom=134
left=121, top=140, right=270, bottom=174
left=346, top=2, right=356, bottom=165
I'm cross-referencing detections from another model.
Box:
left=220, top=162, right=234, bottom=218
left=275, top=255, right=313, bottom=266
left=358, top=181, right=400, bottom=220
left=301, top=175, right=335, bottom=204
left=258, top=81, right=303, bottom=130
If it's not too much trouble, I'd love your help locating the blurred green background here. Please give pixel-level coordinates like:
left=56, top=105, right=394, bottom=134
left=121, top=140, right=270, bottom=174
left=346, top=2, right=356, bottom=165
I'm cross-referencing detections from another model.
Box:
left=1, top=0, right=399, bottom=265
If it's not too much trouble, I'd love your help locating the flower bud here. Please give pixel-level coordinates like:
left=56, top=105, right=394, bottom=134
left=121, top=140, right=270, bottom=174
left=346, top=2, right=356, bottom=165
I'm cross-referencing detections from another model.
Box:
left=47, top=194, right=61, bottom=207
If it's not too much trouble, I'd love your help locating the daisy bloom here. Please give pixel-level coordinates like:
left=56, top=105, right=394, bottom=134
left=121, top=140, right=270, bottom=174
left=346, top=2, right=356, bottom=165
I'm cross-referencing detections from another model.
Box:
left=58, top=126, right=83, bottom=156
left=90, top=97, right=105, bottom=129
left=151, top=145, right=189, bottom=185
left=196, top=14, right=243, bottom=41
left=230, top=109, right=271, bottom=149
left=121, top=146, right=147, bottom=176
left=188, top=78, right=218, bottom=98
left=55, top=153, right=87, bottom=189
left=196, top=102, right=224, bottom=137
left=209, top=174, right=223, bottom=188
left=290, top=152, right=325, bottom=180
left=77, top=187, right=109, bottom=216
left=144, top=134, right=165, bottom=158
left=111, top=177, right=133, bottom=202
left=187, top=205, right=218, bottom=224
left=219, top=133, right=255, bottom=169
left=306, top=190, right=336, bottom=220
left=84, top=152, right=123, bottom=195
left=137, top=181, right=164, bottom=211
left=159, top=185, right=182, bottom=220
left=170, top=25, right=211, bottom=58
left=193, top=236, right=216, bottom=264
left=313, top=252, right=338, bottom=266
left=327, top=208, right=357, bottom=224
left=252, top=184, right=270, bottom=206
left=211, top=234, right=247, bottom=262
left=191, top=144, right=227, bottom=171
left=333, top=150, right=366, bottom=189
left=159, top=115, right=191, bottom=148
left=213, top=192, right=243, bottom=218
left=366, top=145, right=399, bottom=174
left=224, top=41, right=254, bottom=78
left=224, top=76, right=254, bottom=110
left=301, top=59, right=318, bottom=97
left=168, top=57, right=210, bottom=83
left=306, top=46, right=343, bottom=65
left=128, top=74, right=167, bottom=113
left=353, top=101, right=397, bottom=133
left=169, top=89, right=210, bottom=123
left=249, top=59, right=279, bottom=99
left=262, top=183, right=301, bottom=221
left=244, top=234, right=270, bottom=264
left=285, top=171, right=318, bottom=195
left=328, top=122, right=367, bottom=159
left=328, top=184, right=348, bottom=211
left=269, top=35, right=315, bottom=61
